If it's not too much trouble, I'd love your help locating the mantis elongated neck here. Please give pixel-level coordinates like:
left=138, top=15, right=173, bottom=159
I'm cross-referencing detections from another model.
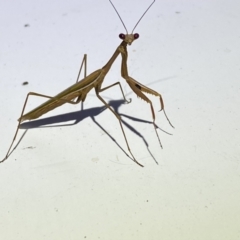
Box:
left=102, top=41, right=127, bottom=73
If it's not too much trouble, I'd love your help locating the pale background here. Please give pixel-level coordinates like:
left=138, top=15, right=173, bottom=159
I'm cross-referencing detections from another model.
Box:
left=0, top=0, right=240, bottom=239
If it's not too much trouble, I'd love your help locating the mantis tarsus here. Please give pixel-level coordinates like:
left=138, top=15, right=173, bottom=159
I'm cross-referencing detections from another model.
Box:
left=1, top=0, right=173, bottom=167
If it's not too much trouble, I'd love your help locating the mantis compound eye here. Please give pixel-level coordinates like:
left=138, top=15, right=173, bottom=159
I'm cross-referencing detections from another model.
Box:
left=119, top=33, right=125, bottom=39
left=134, top=33, right=139, bottom=39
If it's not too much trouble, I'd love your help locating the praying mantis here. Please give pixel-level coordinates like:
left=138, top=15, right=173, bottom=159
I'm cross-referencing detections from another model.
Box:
left=0, top=0, right=173, bottom=167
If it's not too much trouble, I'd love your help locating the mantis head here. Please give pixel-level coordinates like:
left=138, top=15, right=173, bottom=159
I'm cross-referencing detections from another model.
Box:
left=119, top=33, right=139, bottom=45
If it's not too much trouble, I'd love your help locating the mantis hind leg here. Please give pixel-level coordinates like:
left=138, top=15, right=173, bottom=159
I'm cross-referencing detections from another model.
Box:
left=0, top=91, right=83, bottom=163
left=1, top=55, right=88, bottom=163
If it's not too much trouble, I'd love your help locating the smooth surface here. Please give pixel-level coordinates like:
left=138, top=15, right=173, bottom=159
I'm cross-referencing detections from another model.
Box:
left=0, top=0, right=240, bottom=239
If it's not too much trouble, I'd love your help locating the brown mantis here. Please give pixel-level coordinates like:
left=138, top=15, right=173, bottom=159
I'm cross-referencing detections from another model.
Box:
left=0, top=0, right=173, bottom=167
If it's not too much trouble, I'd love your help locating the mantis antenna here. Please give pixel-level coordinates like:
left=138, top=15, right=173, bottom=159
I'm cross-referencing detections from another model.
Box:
left=109, top=0, right=156, bottom=33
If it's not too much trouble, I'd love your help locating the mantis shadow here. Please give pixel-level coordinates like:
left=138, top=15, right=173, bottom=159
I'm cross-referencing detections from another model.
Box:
left=18, top=98, right=171, bottom=165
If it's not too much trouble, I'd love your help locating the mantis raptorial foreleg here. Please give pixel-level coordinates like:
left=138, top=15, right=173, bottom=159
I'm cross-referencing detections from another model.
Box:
left=119, top=45, right=174, bottom=148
